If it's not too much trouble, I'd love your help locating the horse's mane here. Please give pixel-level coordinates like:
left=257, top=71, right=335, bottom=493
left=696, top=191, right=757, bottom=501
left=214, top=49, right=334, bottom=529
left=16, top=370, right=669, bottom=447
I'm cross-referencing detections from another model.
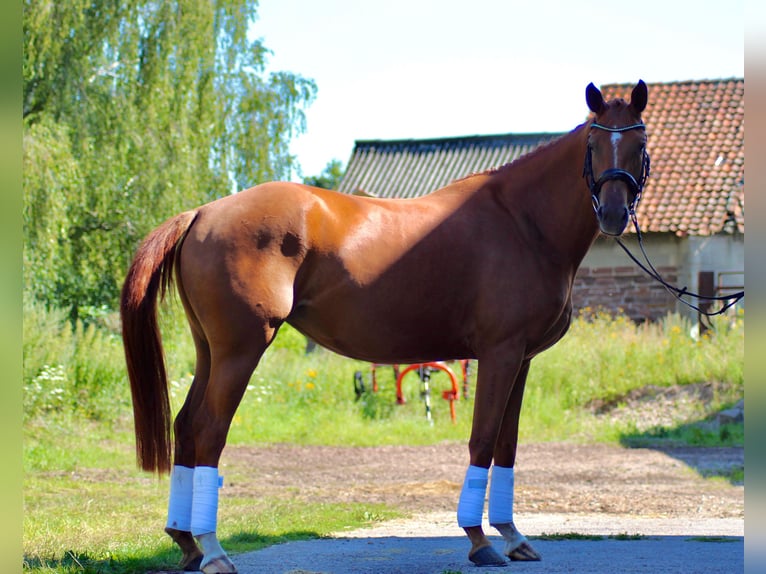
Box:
left=451, top=123, right=590, bottom=185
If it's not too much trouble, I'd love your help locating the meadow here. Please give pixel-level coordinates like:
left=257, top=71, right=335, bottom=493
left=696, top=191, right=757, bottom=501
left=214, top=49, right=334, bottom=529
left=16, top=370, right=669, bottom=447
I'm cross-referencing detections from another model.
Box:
left=22, top=299, right=744, bottom=572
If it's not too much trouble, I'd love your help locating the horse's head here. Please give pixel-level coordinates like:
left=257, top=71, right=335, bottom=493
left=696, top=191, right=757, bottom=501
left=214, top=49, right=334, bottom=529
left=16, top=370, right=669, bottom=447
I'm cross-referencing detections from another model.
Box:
left=583, top=80, right=650, bottom=236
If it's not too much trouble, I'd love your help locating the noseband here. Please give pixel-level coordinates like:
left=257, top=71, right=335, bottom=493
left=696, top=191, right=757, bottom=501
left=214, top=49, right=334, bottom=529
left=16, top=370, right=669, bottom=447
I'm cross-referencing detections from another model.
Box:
left=583, top=122, right=651, bottom=215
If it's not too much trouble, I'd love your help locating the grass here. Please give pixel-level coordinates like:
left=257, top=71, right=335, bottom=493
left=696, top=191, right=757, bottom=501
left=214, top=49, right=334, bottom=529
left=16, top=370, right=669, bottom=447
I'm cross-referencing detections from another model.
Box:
left=22, top=300, right=744, bottom=572
left=685, top=536, right=741, bottom=543
left=621, top=421, right=745, bottom=448
left=25, top=479, right=396, bottom=573
left=726, top=467, right=745, bottom=484
left=534, top=532, right=645, bottom=541
left=535, top=532, right=606, bottom=541
left=22, top=299, right=744, bottom=450
left=24, top=433, right=399, bottom=572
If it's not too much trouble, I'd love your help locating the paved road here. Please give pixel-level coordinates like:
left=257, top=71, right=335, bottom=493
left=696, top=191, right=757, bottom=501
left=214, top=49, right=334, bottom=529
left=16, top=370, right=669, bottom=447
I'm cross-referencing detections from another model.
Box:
left=233, top=512, right=744, bottom=574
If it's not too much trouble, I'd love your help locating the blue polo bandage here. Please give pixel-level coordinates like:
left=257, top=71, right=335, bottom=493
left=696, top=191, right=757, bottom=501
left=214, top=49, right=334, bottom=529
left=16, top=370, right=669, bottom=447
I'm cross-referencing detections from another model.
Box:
left=488, top=465, right=514, bottom=524
left=457, top=464, right=488, bottom=527
left=166, top=465, right=194, bottom=531
left=191, top=466, right=223, bottom=536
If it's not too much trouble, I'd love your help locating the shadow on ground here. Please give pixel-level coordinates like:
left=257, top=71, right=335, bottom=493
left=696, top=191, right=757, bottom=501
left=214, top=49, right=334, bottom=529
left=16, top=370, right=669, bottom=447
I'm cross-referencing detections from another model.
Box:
left=233, top=533, right=744, bottom=574
left=24, top=530, right=322, bottom=574
left=619, top=413, right=744, bottom=485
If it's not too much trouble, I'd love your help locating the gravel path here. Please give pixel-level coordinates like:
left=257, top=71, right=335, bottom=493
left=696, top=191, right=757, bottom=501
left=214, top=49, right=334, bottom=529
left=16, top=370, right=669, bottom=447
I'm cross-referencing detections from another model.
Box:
left=235, top=511, right=743, bottom=574
left=219, top=442, right=744, bottom=518
left=217, top=442, right=743, bottom=574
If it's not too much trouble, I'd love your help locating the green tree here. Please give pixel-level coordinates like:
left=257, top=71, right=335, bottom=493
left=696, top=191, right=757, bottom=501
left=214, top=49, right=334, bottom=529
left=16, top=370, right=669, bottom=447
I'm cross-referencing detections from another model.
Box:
left=23, top=0, right=316, bottom=316
left=303, top=159, right=345, bottom=190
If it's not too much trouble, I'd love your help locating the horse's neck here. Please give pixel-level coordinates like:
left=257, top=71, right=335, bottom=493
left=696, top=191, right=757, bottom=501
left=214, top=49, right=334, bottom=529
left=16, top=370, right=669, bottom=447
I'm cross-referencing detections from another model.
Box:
left=492, top=125, right=598, bottom=269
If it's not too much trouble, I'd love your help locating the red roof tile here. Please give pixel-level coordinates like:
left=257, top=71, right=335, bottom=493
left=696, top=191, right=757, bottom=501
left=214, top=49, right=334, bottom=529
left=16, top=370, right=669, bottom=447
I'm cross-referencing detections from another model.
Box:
left=598, top=79, right=744, bottom=236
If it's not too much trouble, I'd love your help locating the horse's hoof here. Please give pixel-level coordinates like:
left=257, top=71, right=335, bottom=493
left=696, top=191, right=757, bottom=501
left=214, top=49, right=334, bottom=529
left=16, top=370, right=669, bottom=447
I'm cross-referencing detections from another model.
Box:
left=469, top=545, right=508, bottom=567
left=506, top=540, right=541, bottom=561
left=201, top=555, right=238, bottom=574
left=181, top=553, right=203, bottom=571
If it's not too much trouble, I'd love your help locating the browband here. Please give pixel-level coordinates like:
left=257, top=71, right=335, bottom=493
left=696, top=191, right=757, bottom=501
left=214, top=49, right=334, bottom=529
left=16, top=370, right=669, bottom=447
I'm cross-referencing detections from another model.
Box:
left=591, top=122, right=646, bottom=133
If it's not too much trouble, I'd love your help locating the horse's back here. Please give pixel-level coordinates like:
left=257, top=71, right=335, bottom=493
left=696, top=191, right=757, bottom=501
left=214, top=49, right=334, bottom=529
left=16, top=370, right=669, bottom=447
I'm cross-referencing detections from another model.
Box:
left=173, top=176, right=570, bottom=362
left=175, top=181, right=490, bottom=360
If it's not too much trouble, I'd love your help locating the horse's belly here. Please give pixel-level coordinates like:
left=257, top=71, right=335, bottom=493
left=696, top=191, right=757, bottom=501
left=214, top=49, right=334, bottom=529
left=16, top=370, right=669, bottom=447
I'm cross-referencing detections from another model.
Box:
left=287, top=292, right=475, bottom=364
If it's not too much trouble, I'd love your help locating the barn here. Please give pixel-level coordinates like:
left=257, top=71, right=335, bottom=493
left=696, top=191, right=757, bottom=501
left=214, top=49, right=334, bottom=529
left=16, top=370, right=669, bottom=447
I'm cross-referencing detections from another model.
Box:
left=337, top=78, right=744, bottom=323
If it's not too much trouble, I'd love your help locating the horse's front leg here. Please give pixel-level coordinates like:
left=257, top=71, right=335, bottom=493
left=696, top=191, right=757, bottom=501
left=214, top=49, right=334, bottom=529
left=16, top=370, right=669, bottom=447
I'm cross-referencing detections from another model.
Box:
left=489, top=359, right=541, bottom=561
left=458, top=347, right=525, bottom=567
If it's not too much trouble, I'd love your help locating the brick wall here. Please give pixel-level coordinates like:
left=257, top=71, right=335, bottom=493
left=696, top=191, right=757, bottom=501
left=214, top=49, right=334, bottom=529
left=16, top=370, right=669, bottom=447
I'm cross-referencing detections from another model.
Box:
left=573, top=265, right=678, bottom=322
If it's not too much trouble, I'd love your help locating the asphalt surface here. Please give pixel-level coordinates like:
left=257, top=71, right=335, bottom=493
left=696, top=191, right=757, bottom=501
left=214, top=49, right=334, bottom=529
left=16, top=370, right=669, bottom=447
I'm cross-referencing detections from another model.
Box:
left=232, top=512, right=744, bottom=574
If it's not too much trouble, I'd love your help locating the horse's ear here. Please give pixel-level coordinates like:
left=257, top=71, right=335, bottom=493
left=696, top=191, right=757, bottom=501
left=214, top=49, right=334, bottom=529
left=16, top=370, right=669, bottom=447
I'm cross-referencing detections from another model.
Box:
left=630, top=80, right=648, bottom=114
left=586, top=82, right=605, bottom=115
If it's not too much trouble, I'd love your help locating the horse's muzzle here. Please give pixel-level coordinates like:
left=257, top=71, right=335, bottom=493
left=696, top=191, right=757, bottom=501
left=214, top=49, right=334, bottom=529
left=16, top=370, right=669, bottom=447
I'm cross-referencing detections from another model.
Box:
left=590, top=170, right=639, bottom=236
left=596, top=204, right=630, bottom=236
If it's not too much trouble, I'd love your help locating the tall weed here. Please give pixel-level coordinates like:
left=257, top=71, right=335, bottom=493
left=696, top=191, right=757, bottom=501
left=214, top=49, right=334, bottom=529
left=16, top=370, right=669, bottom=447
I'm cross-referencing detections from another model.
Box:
left=527, top=308, right=743, bottom=407
left=519, top=308, right=744, bottom=441
left=23, top=301, right=744, bottom=449
left=23, top=299, right=129, bottom=421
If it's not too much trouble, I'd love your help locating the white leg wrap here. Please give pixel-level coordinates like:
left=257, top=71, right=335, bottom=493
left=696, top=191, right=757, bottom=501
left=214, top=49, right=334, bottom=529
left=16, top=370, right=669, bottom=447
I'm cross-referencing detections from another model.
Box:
left=191, top=466, right=222, bottom=536
left=166, top=465, right=194, bottom=531
left=488, top=465, right=514, bottom=525
left=489, top=466, right=533, bottom=555
left=457, top=464, right=488, bottom=527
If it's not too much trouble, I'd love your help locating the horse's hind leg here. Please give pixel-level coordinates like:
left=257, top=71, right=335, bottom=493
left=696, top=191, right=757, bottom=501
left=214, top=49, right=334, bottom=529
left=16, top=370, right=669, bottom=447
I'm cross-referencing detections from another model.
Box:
left=163, top=304, right=270, bottom=573
left=187, top=310, right=280, bottom=574
left=171, top=234, right=294, bottom=572
left=165, top=328, right=210, bottom=571
left=165, top=526, right=203, bottom=572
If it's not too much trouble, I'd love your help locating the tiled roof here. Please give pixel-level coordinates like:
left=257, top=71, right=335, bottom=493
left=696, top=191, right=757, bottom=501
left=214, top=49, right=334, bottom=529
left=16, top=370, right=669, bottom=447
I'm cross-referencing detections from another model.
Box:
left=338, top=78, right=744, bottom=236
left=337, top=133, right=563, bottom=199
left=599, top=79, right=744, bottom=236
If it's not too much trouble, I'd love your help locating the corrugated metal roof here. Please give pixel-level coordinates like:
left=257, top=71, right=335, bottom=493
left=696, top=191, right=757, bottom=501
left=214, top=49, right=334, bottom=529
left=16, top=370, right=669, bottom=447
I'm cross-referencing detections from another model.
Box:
left=337, top=133, right=564, bottom=198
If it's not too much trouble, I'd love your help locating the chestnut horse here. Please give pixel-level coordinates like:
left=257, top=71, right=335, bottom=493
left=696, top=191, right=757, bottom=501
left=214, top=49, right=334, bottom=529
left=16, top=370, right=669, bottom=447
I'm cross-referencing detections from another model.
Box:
left=121, top=81, right=649, bottom=572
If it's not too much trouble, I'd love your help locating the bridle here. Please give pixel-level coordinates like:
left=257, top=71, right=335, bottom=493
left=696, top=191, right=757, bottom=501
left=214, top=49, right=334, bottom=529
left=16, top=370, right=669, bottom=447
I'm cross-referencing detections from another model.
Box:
left=583, top=121, right=744, bottom=318
left=583, top=122, right=651, bottom=216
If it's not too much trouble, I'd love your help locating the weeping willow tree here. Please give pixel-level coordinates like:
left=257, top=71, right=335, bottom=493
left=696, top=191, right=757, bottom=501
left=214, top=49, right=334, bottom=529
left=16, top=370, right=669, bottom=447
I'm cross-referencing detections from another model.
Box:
left=23, top=0, right=316, bottom=316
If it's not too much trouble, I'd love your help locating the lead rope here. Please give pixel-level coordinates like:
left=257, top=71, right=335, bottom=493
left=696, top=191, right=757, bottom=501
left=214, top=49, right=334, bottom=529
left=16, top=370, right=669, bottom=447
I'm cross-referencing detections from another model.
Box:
left=614, top=213, right=744, bottom=318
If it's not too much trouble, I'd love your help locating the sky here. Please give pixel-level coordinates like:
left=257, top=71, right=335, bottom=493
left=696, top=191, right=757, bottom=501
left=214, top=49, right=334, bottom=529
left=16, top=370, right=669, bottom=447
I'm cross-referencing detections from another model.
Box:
left=251, top=0, right=744, bottom=180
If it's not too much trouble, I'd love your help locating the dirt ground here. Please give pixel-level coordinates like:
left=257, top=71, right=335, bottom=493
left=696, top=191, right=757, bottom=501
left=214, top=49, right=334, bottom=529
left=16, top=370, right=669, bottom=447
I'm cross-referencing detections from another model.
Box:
left=219, top=441, right=744, bottom=520
left=150, top=442, right=745, bottom=574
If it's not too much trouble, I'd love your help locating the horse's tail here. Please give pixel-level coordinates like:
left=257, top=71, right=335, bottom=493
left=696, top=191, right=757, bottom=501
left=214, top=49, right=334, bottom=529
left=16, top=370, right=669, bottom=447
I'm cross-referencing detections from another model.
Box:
left=120, top=210, right=199, bottom=474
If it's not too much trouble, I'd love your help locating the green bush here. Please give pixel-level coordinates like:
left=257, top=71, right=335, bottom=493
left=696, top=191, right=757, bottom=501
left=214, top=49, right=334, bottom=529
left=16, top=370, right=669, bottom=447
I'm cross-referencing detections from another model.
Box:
left=23, top=298, right=129, bottom=421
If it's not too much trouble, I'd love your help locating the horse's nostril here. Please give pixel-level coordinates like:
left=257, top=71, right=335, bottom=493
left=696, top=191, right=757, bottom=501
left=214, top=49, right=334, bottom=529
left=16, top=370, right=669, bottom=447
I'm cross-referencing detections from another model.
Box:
left=596, top=204, right=630, bottom=236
